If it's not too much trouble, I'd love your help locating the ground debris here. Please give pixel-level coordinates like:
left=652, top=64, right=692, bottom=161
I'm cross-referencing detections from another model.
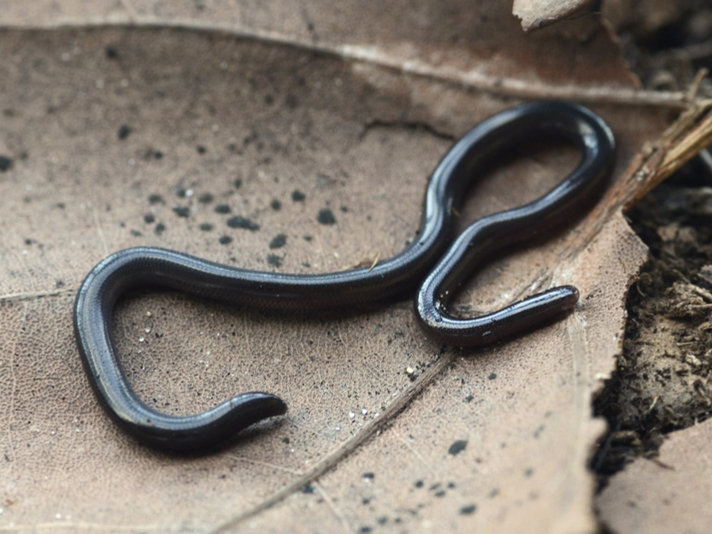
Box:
left=594, top=166, right=712, bottom=486
left=665, top=280, right=712, bottom=318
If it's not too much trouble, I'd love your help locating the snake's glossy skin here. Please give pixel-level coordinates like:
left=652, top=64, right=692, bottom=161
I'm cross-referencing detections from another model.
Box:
left=73, top=101, right=615, bottom=452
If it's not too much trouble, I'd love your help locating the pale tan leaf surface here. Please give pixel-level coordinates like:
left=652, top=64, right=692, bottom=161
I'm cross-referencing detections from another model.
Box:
left=0, top=1, right=679, bottom=533
left=597, top=419, right=712, bottom=534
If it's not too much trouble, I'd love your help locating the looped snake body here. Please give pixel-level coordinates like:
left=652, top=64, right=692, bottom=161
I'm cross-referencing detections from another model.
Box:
left=74, top=101, right=616, bottom=452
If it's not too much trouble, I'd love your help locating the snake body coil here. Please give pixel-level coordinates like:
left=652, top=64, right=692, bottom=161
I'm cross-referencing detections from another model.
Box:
left=74, top=101, right=615, bottom=452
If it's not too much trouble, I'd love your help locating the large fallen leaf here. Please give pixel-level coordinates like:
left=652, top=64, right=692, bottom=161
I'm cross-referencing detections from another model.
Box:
left=0, top=1, right=698, bottom=532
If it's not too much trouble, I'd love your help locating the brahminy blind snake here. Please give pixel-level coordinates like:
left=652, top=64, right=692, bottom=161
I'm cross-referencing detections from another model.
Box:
left=73, top=101, right=615, bottom=452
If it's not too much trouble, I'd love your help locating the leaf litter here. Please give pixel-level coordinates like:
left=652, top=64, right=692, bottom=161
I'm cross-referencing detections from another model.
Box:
left=0, top=1, right=710, bottom=533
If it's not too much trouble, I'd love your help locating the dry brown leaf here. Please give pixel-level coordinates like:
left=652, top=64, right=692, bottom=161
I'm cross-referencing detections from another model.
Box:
left=513, top=0, right=597, bottom=32
left=597, top=418, right=712, bottom=534
left=0, top=1, right=702, bottom=533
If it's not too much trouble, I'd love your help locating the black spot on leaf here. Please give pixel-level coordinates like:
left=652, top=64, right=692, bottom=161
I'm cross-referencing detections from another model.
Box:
left=448, top=440, right=468, bottom=456
left=227, top=216, right=259, bottom=231
left=317, top=209, right=336, bottom=225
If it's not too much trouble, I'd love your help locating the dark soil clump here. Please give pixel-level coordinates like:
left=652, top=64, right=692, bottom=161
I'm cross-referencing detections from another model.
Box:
left=594, top=157, right=712, bottom=486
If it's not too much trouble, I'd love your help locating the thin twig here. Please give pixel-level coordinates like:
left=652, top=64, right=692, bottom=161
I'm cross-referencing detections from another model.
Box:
left=2, top=17, right=697, bottom=109
left=686, top=69, right=709, bottom=102
left=0, top=288, right=74, bottom=302
left=314, top=482, right=352, bottom=534
left=210, top=350, right=454, bottom=533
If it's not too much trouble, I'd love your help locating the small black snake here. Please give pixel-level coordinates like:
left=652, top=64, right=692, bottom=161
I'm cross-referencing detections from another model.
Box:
left=73, top=101, right=615, bottom=452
